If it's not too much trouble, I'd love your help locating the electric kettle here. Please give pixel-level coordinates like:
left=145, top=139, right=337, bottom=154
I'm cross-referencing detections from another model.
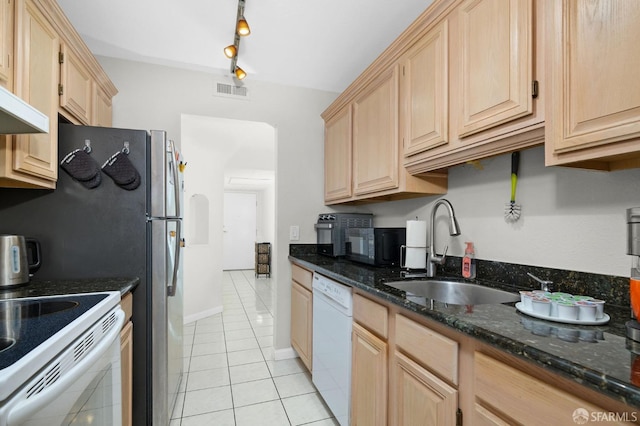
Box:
left=0, top=235, right=41, bottom=287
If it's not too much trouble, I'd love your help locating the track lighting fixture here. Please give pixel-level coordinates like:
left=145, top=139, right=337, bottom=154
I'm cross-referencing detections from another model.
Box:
left=224, top=0, right=250, bottom=80
left=237, top=18, right=250, bottom=36
left=223, top=44, right=237, bottom=59
left=234, top=66, right=247, bottom=80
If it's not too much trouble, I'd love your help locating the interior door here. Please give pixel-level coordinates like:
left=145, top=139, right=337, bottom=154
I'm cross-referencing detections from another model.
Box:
left=223, top=192, right=257, bottom=270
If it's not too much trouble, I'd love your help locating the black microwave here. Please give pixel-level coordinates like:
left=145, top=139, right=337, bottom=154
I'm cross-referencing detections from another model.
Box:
left=345, top=227, right=406, bottom=266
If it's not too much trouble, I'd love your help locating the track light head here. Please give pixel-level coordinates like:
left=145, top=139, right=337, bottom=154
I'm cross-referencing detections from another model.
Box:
left=224, top=45, right=237, bottom=59
left=234, top=66, right=247, bottom=80
left=237, top=18, right=250, bottom=36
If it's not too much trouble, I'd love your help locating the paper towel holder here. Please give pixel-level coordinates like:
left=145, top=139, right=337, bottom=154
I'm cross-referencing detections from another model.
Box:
left=399, top=245, right=428, bottom=278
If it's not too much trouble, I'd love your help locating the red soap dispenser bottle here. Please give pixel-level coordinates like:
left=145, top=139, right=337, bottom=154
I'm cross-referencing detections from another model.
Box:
left=462, top=242, right=476, bottom=279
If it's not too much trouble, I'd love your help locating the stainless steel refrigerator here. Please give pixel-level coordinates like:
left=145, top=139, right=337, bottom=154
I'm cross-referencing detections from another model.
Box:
left=0, top=123, right=184, bottom=426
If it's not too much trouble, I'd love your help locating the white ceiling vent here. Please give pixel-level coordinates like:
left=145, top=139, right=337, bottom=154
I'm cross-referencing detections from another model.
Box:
left=214, top=82, right=249, bottom=100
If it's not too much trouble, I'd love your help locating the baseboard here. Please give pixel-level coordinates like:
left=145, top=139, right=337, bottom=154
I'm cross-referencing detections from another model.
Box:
left=184, top=305, right=223, bottom=324
left=273, top=346, right=299, bottom=361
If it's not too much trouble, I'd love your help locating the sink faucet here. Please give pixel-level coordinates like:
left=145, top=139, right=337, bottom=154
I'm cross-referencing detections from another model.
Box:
left=527, top=272, right=553, bottom=292
left=427, top=199, right=461, bottom=277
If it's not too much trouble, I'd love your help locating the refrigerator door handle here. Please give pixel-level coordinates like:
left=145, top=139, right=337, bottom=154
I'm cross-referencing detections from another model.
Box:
left=168, top=139, right=181, bottom=218
left=168, top=218, right=181, bottom=297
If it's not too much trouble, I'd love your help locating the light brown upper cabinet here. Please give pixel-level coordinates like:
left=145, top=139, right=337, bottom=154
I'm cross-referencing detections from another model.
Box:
left=400, top=19, right=449, bottom=157
left=0, top=0, right=14, bottom=88
left=93, top=84, right=113, bottom=128
left=404, top=0, right=545, bottom=174
left=455, top=0, right=533, bottom=138
left=352, top=65, right=400, bottom=196
left=322, top=64, right=448, bottom=205
left=324, top=105, right=352, bottom=202
left=60, top=42, right=92, bottom=125
left=326, top=0, right=544, bottom=184
left=0, top=0, right=117, bottom=189
left=3, top=0, right=60, bottom=188
left=58, top=21, right=117, bottom=128
left=545, top=0, right=640, bottom=170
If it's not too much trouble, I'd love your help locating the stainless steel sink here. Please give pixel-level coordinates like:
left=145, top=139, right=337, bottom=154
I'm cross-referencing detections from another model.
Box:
left=385, top=280, right=520, bottom=305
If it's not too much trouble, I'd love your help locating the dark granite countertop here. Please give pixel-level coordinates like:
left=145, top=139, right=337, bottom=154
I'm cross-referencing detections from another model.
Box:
left=289, top=253, right=640, bottom=409
left=0, top=277, right=139, bottom=299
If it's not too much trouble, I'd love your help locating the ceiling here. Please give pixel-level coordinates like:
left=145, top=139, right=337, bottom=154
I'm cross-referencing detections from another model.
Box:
left=57, top=0, right=433, bottom=93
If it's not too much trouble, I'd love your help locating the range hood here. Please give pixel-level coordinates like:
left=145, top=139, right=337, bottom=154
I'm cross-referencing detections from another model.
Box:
left=0, top=85, right=48, bottom=134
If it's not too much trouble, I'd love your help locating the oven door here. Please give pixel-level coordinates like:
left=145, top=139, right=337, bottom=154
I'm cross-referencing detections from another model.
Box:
left=1, top=308, right=124, bottom=426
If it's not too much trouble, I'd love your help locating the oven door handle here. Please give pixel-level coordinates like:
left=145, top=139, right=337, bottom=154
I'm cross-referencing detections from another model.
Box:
left=7, top=309, right=125, bottom=425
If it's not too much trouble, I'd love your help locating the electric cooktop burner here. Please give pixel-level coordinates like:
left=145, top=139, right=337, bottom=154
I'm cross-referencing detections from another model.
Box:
left=0, top=299, right=78, bottom=319
left=0, top=338, right=14, bottom=353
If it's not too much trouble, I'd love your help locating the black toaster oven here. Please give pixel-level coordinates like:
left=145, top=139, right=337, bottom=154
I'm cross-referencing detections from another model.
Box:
left=314, top=213, right=373, bottom=257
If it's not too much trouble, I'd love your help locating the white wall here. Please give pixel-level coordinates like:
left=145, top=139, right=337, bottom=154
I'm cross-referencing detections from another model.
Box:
left=358, top=146, right=640, bottom=277
left=181, top=116, right=225, bottom=323
left=257, top=186, right=275, bottom=244
left=99, top=56, right=334, bottom=349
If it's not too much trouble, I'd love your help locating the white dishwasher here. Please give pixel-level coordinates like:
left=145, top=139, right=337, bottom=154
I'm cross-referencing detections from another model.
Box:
left=312, top=272, right=353, bottom=426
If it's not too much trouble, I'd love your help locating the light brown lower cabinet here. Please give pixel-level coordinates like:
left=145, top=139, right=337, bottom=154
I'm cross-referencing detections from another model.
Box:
left=290, top=264, right=313, bottom=371
left=473, top=352, right=636, bottom=426
left=392, top=351, right=457, bottom=426
left=351, top=322, right=387, bottom=426
left=290, top=280, right=312, bottom=370
left=349, top=289, right=636, bottom=426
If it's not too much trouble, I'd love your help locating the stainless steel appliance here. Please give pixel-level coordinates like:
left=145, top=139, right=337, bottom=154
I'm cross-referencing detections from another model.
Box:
left=314, top=213, right=373, bottom=257
left=0, top=292, right=124, bottom=425
left=345, top=227, right=406, bottom=266
left=312, top=273, right=352, bottom=426
left=0, top=235, right=41, bottom=287
left=0, top=123, right=184, bottom=426
left=627, top=207, right=640, bottom=342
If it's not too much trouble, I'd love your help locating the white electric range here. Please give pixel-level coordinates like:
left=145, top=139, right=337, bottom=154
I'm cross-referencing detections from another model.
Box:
left=0, top=291, right=124, bottom=425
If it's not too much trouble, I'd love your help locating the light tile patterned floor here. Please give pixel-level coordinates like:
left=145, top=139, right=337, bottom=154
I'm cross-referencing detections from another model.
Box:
left=171, top=270, right=338, bottom=426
